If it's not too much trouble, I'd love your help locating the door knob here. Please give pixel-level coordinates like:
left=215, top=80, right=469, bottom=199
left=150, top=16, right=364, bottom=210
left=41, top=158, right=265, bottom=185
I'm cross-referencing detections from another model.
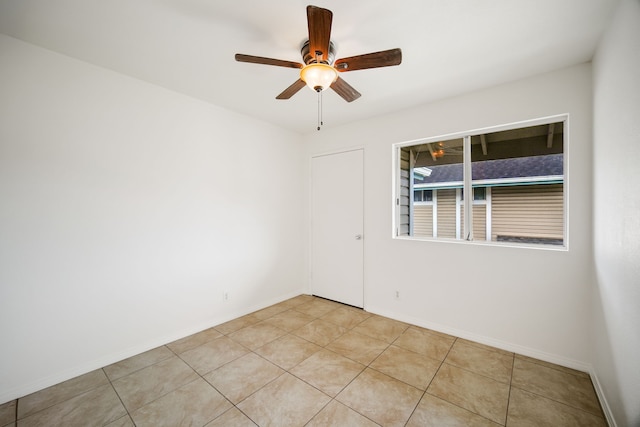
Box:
left=355, top=234, right=362, bottom=240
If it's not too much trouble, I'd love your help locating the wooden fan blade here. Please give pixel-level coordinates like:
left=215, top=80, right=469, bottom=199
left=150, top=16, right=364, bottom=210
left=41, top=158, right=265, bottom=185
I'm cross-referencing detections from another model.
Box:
left=276, top=79, right=307, bottom=99
left=307, top=5, right=333, bottom=62
left=235, top=54, right=303, bottom=69
left=334, top=48, right=402, bottom=72
left=330, top=77, right=361, bottom=102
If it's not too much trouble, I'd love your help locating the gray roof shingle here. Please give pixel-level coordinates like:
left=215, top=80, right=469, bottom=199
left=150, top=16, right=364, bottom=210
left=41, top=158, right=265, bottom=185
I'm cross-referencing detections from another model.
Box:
left=414, top=154, right=563, bottom=185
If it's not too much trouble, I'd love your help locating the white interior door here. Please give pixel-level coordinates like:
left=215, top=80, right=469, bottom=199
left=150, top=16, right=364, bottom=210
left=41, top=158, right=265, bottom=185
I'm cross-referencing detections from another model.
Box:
left=311, top=149, right=364, bottom=308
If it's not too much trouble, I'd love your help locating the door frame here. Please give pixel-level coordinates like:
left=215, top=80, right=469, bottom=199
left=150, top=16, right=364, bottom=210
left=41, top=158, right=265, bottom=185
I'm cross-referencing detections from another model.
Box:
left=309, top=146, right=365, bottom=308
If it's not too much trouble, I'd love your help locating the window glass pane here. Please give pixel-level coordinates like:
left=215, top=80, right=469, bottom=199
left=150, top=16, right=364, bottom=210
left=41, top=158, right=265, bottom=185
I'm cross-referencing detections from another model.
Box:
left=410, top=138, right=463, bottom=239
left=470, top=122, right=564, bottom=245
left=396, top=118, right=565, bottom=247
left=473, top=187, right=486, bottom=201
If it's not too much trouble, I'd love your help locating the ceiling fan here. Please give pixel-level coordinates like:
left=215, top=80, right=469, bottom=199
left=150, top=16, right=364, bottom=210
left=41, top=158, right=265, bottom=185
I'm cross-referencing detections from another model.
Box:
left=235, top=5, right=402, bottom=103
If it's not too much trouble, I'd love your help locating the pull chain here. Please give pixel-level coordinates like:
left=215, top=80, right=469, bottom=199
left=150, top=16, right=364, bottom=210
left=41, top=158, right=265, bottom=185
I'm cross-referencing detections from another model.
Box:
left=320, top=90, right=324, bottom=127
left=316, top=90, right=325, bottom=131
left=317, top=90, right=321, bottom=131
left=315, top=51, right=325, bottom=131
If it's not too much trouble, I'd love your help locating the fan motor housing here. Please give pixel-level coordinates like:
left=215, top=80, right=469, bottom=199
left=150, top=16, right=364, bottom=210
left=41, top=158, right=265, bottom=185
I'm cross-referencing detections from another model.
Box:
left=301, top=40, right=336, bottom=65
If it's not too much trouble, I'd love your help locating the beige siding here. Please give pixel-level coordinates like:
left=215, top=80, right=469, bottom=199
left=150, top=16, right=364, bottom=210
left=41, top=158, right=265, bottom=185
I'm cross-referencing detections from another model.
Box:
left=460, top=204, right=487, bottom=240
left=474, top=205, right=487, bottom=240
left=414, top=205, right=433, bottom=237
left=491, top=184, right=563, bottom=240
left=462, top=204, right=487, bottom=240
left=398, top=149, right=410, bottom=236
left=436, top=189, right=457, bottom=238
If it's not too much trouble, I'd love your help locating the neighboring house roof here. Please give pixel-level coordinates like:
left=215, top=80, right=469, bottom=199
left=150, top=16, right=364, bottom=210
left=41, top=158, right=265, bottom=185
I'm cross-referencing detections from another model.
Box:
left=414, top=153, right=563, bottom=187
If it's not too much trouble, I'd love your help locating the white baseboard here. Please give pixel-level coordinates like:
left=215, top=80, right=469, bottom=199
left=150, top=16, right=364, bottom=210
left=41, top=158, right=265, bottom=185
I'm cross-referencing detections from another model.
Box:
left=589, top=369, right=617, bottom=427
left=0, top=288, right=307, bottom=405
left=365, top=305, right=620, bottom=425
left=365, top=304, right=591, bottom=372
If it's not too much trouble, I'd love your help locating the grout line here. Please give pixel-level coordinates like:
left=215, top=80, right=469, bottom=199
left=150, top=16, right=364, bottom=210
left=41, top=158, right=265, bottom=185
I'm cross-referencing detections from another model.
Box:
left=504, top=352, right=516, bottom=426
left=514, top=355, right=591, bottom=378
left=102, top=367, right=134, bottom=425
left=403, top=389, right=427, bottom=427
left=508, top=384, right=607, bottom=419
left=420, top=392, right=503, bottom=426
left=420, top=338, right=509, bottom=426
left=14, top=371, right=112, bottom=423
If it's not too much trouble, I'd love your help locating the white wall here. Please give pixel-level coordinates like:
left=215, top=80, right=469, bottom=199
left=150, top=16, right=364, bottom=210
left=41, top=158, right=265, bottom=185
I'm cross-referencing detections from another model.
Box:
left=0, top=34, right=306, bottom=402
left=592, top=0, right=640, bottom=425
left=305, top=64, right=594, bottom=368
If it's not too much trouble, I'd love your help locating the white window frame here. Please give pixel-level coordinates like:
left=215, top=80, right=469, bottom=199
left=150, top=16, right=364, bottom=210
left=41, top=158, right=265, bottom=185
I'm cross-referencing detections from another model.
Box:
left=392, top=114, right=569, bottom=250
left=413, top=189, right=434, bottom=205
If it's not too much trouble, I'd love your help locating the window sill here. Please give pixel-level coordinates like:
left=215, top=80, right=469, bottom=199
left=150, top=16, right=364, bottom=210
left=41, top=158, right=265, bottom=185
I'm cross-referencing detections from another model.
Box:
left=393, top=235, right=568, bottom=252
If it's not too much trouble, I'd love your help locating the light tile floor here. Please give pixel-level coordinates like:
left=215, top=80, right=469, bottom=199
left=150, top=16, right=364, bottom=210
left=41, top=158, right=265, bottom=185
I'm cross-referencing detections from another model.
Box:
left=0, top=295, right=607, bottom=427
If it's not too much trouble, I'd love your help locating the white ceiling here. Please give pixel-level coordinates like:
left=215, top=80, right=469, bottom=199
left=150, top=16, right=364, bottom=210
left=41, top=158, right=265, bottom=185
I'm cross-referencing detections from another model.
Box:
left=0, top=0, right=617, bottom=134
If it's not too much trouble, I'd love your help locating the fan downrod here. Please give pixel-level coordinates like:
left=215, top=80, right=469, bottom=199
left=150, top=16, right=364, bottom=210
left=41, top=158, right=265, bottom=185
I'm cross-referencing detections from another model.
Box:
left=301, top=40, right=336, bottom=65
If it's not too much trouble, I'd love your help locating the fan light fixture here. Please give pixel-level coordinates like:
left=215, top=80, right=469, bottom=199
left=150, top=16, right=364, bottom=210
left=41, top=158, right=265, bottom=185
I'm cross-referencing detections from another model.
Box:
left=300, top=63, right=338, bottom=92
left=235, top=5, right=402, bottom=130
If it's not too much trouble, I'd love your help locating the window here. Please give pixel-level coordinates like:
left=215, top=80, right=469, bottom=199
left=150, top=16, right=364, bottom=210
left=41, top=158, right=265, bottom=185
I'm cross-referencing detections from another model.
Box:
left=460, top=188, right=486, bottom=201
left=395, top=117, right=566, bottom=247
left=414, top=189, right=433, bottom=203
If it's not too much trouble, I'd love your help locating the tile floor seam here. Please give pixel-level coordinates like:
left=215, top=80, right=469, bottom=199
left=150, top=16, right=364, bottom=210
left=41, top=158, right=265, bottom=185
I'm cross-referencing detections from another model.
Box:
left=402, top=387, right=429, bottom=427
left=422, top=391, right=505, bottom=426
left=508, top=384, right=606, bottom=420
left=420, top=338, right=450, bottom=406
left=364, top=338, right=394, bottom=368
left=321, top=399, right=383, bottom=427
left=300, top=396, right=334, bottom=426
left=17, top=383, right=119, bottom=426
left=286, top=358, right=354, bottom=400
left=514, top=355, right=590, bottom=378
left=440, top=360, right=513, bottom=386
left=435, top=362, right=511, bottom=425
left=14, top=400, right=18, bottom=425
left=194, top=356, right=256, bottom=427
left=176, top=339, right=253, bottom=378
left=124, top=375, right=205, bottom=423
left=370, top=369, right=432, bottom=395
left=406, top=334, right=457, bottom=398
left=324, top=329, right=392, bottom=365
left=501, top=352, right=516, bottom=426
left=365, top=351, right=437, bottom=393
left=254, top=331, right=321, bottom=370
left=227, top=333, right=281, bottom=352
left=320, top=314, right=369, bottom=330
left=225, top=367, right=290, bottom=407
left=314, top=395, right=383, bottom=427
left=101, top=368, right=133, bottom=425
left=503, top=350, right=515, bottom=426
left=186, top=356, right=240, bottom=419
left=386, top=342, right=446, bottom=365
left=235, top=371, right=331, bottom=426
left=230, top=404, right=259, bottom=427
left=16, top=371, right=111, bottom=421
left=281, top=342, right=382, bottom=425
left=290, top=328, right=336, bottom=349
left=104, top=345, right=175, bottom=382
left=422, top=336, right=513, bottom=425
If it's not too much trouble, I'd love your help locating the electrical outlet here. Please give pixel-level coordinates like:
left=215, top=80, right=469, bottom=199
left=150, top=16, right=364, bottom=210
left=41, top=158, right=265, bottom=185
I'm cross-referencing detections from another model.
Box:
left=223, top=291, right=229, bottom=301
left=395, top=290, right=400, bottom=299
